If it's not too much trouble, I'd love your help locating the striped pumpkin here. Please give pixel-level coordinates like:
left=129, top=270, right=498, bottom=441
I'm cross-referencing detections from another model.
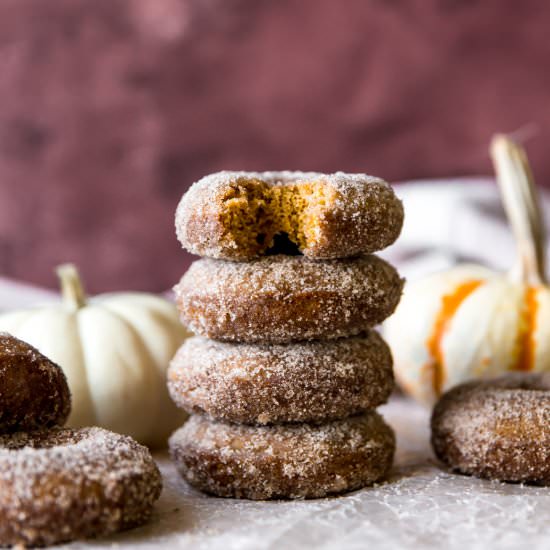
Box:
left=385, top=135, right=550, bottom=404
left=384, top=264, right=550, bottom=404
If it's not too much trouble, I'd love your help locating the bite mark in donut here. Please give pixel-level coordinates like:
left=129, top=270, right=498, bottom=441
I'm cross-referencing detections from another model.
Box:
left=219, top=178, right=338, bottom=257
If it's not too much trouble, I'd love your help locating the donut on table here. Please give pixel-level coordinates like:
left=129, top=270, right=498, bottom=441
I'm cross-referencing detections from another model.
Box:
left=175, top=171, right=403, bottom=261
left=0, top=427, right=162, bottom=547
left=0, top=332, right=71, bottom=433
left=169, top=412, right=395, bottom=500
left=168, top=333, right=394, bottom=425
left=174, top=254, right=403, bottom=343
left=431, top=373, right=550, bottom=484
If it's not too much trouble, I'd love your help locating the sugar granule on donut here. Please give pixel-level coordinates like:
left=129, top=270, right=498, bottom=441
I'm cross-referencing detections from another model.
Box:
left=175, top=254, right=403, bottom=343
left=169, top=412, right=395, bottom=500
left=168, top=333, right=394, bottom=425
left=431, top=373, right=550, bottom=484
left=0, top=427, right=162, bottom=547
left=175, top=171, right=404, bottom=260
left=0, top=332, right=71, bottom=433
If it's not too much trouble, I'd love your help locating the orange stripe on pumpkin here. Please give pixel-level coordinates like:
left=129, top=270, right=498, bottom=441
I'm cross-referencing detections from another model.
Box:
left=515, top=286, right=538, bottom=372
left=426, top=280, right=483, bottom=396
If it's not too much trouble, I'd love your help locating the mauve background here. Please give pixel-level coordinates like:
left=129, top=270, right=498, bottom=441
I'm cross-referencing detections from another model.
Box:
left=1, top=0, right=549, bottom=293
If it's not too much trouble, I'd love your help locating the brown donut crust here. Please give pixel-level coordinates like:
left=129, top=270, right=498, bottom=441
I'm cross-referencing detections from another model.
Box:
left=0, top=427, right=162, bottom=547
left=168, top=333, right=394, bottom=425
left=169, top=412, right=395, bottom=500
left=431, top=373, right=550, bottom=484
left=175, top=171, right=404, bottom=261
left=175, top=255, right=403, bottom=343
left=0, top=333, right=71, bottom=433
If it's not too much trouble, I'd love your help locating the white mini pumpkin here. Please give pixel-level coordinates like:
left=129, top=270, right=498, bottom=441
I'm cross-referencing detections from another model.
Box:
left=385, top=135, right=550, bottom=404
left=0, top=264, right=188, bottom=447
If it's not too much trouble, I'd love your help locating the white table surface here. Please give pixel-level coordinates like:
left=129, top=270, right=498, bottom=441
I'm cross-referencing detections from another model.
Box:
left=64, top=396, right=549, bottom=550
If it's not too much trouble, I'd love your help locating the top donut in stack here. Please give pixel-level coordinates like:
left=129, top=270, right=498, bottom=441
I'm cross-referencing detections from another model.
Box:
left=176, top=170, right=403, bottom=262
left=173, top=171, right=404, bottom=344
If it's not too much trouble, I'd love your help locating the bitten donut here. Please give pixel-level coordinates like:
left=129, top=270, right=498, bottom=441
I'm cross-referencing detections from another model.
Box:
left=0, top=333, right=71, bottom=433
left=0, top=427, right=162, bottom=547
left=175, top=171, right=403, bottom=260
left=175, top=255, right=403, bottom=343
left=170, top=412, right=395, bottom=500
left=431, top=373, right=550, bottom=484
left=168, top=333, right=394, bottom=425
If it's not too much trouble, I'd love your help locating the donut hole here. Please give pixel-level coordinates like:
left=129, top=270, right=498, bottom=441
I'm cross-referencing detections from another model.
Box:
left=265, top=233, right=301, bottom=256
left=220, top=177, right=336, bottom=256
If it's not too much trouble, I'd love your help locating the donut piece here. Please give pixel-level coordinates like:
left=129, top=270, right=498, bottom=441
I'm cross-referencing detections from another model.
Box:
left=0, top=333, right=71, bottom=433
left=170, top=412, right=395, bottom=500
left=0, top=427, right=162, bottom=547
left=168, top=333, right=394, bottom=425
left=431, top=373, right=550, bottom=484
left=175, top=255, right=403, bottom=343
left=175, top=171, right=403, bottom=260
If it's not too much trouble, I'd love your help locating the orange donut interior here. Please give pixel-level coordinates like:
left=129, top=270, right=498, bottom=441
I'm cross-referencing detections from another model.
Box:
left=220, top=177, right=337, bottom=256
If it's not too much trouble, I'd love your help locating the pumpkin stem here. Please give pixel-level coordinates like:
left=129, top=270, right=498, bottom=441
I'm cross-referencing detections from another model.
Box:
left=490, top=135, right=547, bottom=286
left=56, top=263, right=88, bottom=310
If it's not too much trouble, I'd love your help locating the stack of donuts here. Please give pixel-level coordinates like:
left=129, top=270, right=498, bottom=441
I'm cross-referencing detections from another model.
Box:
left=168, top=171, right=404, bottom=499
left=0, top=332, right=162, bottom=547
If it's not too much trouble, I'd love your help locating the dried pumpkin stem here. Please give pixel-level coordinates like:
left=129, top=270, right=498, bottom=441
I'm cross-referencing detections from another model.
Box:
left=56, top=263, right=88, bottom=310
left=490, top=134, right=547, bottom=286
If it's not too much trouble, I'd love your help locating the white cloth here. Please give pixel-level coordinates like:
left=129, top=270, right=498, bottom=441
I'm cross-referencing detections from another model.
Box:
left=382, top=177, right=550, bottom=282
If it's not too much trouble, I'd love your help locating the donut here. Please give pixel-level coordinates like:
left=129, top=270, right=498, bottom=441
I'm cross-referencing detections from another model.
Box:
left=0, top=332, right=71, bottom=433
left=0, top=427, right=162, bottom=547
left=170, top=412, right=394, bottom=500
left=175, top=254, right=403, bottom=343
left=168, top=333, right=394, bottom=425
left=431, top=373, right=550, bottom=484
left=175, top=171, right=403, bottom=261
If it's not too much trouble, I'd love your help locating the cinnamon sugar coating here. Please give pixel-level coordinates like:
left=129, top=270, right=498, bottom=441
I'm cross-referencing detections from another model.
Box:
left=168, top=333, right=394, bottom=425
left=0, top=333, right=71, bottom=433
left=169, top=412, right=395, bottom=500
left=431, top=373, right=550, bottom=484
left=175, top=171, right=403, bottom=260
left=175, top=255, right=403, bottom=343
left=0, top=427, right=162, bottom=547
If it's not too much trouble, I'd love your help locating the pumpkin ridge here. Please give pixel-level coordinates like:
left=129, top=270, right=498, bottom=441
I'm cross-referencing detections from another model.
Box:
left=425, top=280, right=484, bottom=396
left=514, top=286, right=539, bottom=372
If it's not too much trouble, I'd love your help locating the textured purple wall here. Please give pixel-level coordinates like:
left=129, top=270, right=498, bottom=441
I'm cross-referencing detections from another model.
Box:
left=1, top=0, right=550, bottom=292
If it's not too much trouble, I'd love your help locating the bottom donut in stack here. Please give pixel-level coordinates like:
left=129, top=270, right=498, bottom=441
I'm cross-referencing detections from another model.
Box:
left=0, top=333, right=162, bottom=546
left=168, top=331, right=396, bottom=499
left=170, top=412, right=394, bottom=500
